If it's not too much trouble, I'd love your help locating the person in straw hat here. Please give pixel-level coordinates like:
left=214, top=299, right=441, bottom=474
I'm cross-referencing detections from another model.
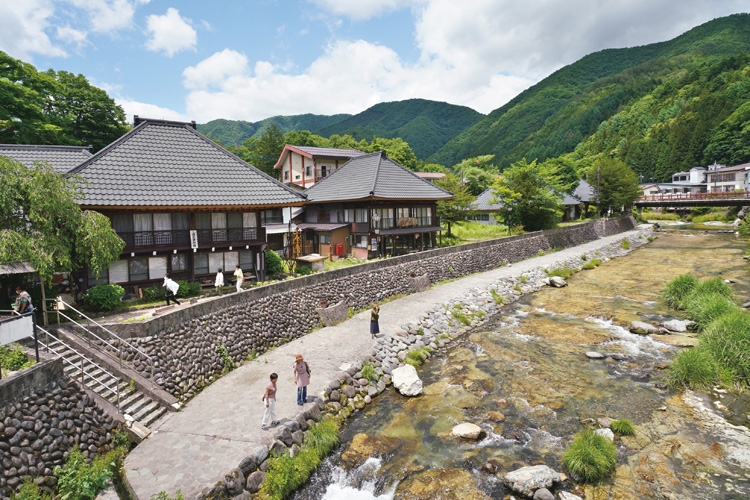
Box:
left=292, top=353, right=311, bottom=406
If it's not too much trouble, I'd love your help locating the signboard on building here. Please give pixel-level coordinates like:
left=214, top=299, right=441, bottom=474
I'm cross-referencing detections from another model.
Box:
left=190, top=230, right=198, bottom=249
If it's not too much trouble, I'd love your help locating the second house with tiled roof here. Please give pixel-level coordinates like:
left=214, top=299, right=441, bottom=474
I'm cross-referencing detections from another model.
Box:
left=300, top=151, right=453, bottom=259
left=69, top=117, right=306, bottom=293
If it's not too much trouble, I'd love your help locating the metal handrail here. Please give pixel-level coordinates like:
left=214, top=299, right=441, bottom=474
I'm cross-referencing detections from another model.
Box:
left=35, top=325, right=121, bottom=411
left=52, top=299, right=155, bottom=385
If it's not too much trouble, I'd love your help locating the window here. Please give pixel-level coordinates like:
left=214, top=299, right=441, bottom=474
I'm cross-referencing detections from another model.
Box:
left=352, top=235, right=368, bottom=248
left=134, top=214, right=153, bottom=246
left=171, top=254, right=187, bottom=271
left=153, top=214, right=172, bottom=244
left=111, top=214, right=133, bottom=233
left=129, top=258, right=149, bottom=281
left=194, top=253, right=209, bottom=275
left=224, top=251, right=239, bottom=271
left=342, top=209, right=354, bottom=222
left=320, top=234, right=331, bottom=244
left=372, top=208, right=394, bottom=229
left=355, top=209, right=368, bottom=223
left=239, top=250, right=254, bottom=270
left=228, top=213, right=243, bottom=229
left=397, top=207, right=411, bottom=219
left=318, top=207, right=330, bottom=223
left=109, top=260, right=129, bottom=283
left=87, top=267, right=109, bottom=286
left=306, top=166, right=312, bottom=177
left=212, top=213, right=227, bottom=241
left=209, top=253, right=224, bottom=273
left=148, top=257, right=167, bottom=279
left=284, top=170, right=289, bottom=180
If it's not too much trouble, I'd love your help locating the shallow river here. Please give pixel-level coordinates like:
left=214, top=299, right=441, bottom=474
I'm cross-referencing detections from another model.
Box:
left=295, top=229, right=750, bottom=500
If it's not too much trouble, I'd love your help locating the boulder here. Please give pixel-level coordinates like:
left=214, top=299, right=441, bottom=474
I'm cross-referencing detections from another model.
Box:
left=533, top=488, right=555, bottom=500
left=585, top=351, right=605, bottom=359
left=223, top=468, right=245, bottom=497
left=503, top=465, right=560, bottom=497
left=549, top=276, right=568, bottom=288
left=451, top=423, right=484, bottom=440
left=392, top=365, right=423, bottom=396
left=661, top=319, right=695, bottom=333
left=594, top=428, right=615, bottom=442
left=629, top=321, right=661, bottom=335
left=245, top=470, right=266, bottom=494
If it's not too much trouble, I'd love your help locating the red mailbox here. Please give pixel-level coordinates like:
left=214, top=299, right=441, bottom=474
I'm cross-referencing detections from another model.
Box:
left=335, top=243, right=344, bottom=256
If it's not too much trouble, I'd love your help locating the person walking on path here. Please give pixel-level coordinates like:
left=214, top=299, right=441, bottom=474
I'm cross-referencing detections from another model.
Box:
left=215, top=269, right=224, bottom=295
left=233, top=264, right=244, bottom=293
left=261, top=373, right=279, bottom=430
left=370, top=304, right=380, bottom=339
left=292, top=354, right=311, bottom=406
left=163, top=274, right=181, bottom=306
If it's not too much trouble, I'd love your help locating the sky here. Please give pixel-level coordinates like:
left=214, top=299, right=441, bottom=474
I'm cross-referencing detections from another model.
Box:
left=1, top=1, right=748, bottom=125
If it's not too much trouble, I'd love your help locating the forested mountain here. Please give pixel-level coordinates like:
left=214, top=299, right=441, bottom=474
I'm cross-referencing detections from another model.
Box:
left=0, top=51, right=129, bottom=151
left=197, top=113, right=351, bottom=147
left=429, top=13, right=750, bottom=180
left=315, top=98, right=483, bottom=159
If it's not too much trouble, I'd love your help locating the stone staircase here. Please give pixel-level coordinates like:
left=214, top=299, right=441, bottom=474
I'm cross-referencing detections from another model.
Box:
left=37, top=327, right=170, bottom=431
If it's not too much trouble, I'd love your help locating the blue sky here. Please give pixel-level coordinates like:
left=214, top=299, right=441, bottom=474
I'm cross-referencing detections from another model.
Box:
left=1, top=1, right=747, bottom=124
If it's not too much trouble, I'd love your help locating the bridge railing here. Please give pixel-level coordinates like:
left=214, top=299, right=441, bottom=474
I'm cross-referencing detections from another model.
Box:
left=638, top=190, right=750, bottom=202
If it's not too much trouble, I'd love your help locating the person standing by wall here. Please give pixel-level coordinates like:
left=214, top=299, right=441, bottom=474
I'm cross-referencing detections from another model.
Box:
left=292, top=354, right=310, bottom=406
left=15, top=286, right=34, bottom=314
left=163, top=274, right=181, bottom=306
left=215, top=268, right=224, bottom=295
left=261, top=373, right=279, bottom=430
left=233, top=264, right=244, bottom=293
left=370, top=304, right=380, bottom=339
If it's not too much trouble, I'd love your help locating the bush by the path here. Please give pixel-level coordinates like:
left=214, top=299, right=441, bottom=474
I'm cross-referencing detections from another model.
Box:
left=661, top=274, right=699, bottom=309
left=563, top=429, right=617, bottom=483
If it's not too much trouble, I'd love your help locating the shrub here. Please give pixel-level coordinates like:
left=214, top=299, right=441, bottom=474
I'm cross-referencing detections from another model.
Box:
left=546, top=266, right=574, bottom=279
left=175, top=280, right=201, bottom=298
left=563, top=429, right=617, bottom=483
left=296, top=265, right=314, bottom=276
left=665, top=348, right=722, bottom=390
left=83, top=284, right=125, bottom=312
left=142, top=285, right=163, bottom=302
left=620, top=238, right=630, bottom=250
left=361, top=361, right=378, bottom=382
left=662, top=274, right=699, bottom=309
left=582, top=258, right=602, bottom=270
left=217, top=345, right=235, bottom=374
left=684, top=293, right=737, bottom=330
left=56, top=447, right=123, bottom=500
left=265, top=250, right=284, bottom=276
left=610, top=419, right=636, bottom=436
left=701, top=310, right=750, bottom=384
left=0, top=343, right=32, bottom=372
left=691, top=277, right=735, bottom=301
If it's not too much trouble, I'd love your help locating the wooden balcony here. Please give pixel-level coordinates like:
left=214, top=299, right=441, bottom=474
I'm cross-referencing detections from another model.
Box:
left=118, top=227, right=265, bottom=251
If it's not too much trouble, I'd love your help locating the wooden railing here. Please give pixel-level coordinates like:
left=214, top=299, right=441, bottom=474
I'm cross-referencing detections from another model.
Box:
left=638, top=191, right=750, bottom=202
left=118, top=227, right=264, bottom=250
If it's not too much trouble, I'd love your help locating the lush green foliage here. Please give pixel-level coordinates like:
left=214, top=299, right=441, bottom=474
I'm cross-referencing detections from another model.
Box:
left=175, top=280, right=202, bottom=298
left=563, top=429, right=617, bottom=483
left=701, top=311, right=750, bottom=384
left=641, top=210, right=680, bottom=221
left=491, top=159, right=562, bottom=231
left=620, top=238, right=631, bottom=250
left=546, top=266, right=575, bottom=279
left=265, top=250, right=285, bottom=276
left=691, top=277, right=735, bottom=301
left=452, top=155, right=499, bottom=195
left=610, top=419, right=636, bottom=436
left=83, top=284, right=125, bottom=312
left=259, top=419, right=339, bottom=500
left=434, top=174, right=476, bottom=235
left=665, top=347, right=723, bottom=389
left=684, top=293, right=738, bottom=329
left=405, top=347, right=430, bottom=366
left=361, top=361, right=378, bottom=382
left=217, top=345, right=235, bottom=374
left=12, top=478, right=53, bottom=500
left=450, top=221, right=509, bottom=241
left=0, top=343, right=32, bottom=374
left=0, top=51, right=129, bottom=151
left=55, top=447, right=122, bottom=500
left=586, top=159, right=641, bottom=216
left=662, top=274, right=700, bottom=309
left=0, top=158, right=124, bottom=281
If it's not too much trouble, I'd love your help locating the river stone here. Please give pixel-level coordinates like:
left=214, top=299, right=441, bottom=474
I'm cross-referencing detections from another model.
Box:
left=223, top=468, right=245, bottom=496
left=533, top=488, right=555, bottom=500
left=503, top=465, right=560, bottom=497
left=451, top=423, right=484, bottom=440
left=558, top=492, right=583, bottom=500
left=392, top=365, right=423, bottom=396
left=245, top=470, right=266, bottom=494
left=629, top=321, right=661, bottom=335
left=595, top=428, right=615, bottom=441
left=652, top=334, right=699, bottom=347
left=549, top=276, right=568, bottom=287
left=661, top=319, right=695, bottom=332
left=586, top=351, right=605, bottom=359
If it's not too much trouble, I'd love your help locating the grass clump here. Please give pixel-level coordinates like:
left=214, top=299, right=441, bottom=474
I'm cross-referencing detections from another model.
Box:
left=490, top=289, right=504, bottom=304
left=691, top=277, right=735, bottom=301
left=55, top=447, right=125, bottom=500
left=546, top=266, right=575, bottom=279
left=581, top=258, right=602, bottom=270
left=701, top=310, right=750, bottom=385
left=665, top=348, right=724, bottom=390
left=662, top=274, right=700, bottom=309
left=609, top=419, right=636, bottom=436
left=405, top=348, right=430, bottom=366
left=519, top=275, right=529, bottom=284
left=259, top=419, right=339, bottom=500
left=361, top=361, right=378, bottom=382
left=620, top=239, right=630, bottom=250
left=563, top=429, right=617, bottom=483
left=684, top=293, right=737, bottom=330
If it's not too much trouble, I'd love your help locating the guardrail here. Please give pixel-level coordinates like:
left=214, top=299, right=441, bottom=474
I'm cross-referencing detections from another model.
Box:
left=50, top=299, right=155, bottom=387
left=35, top=325, right=122, bottom=411
left=638, top=190, right=750, bottom=202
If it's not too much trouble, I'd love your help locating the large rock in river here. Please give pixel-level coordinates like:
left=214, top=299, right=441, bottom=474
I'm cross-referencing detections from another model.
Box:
left=503, top=465, right=561, bottom=497
left=392, top=365, right=423, bottom=396
left=451, top=423, right=484, bottom=440
left=629, top=321, right=661, bottom=335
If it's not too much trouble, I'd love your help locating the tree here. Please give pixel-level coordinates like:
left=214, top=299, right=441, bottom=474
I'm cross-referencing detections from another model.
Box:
left=0, top=157, right=124, bottom=281
left=538, top=156, right=580, bottom=193
left=452, top=155, right=499, bottom=196
left=491, top=158, right=561, bottom=231
left=434, top=173, right=475, bottom=236
left=239, top=124, right=286, bottom=177
left=368, top=137, right=419, bottom=170
left=586, top=158, right=641, bottom=216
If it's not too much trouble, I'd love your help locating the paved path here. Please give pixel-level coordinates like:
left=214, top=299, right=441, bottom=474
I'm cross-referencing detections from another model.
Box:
left=124, top=228, right=645, bottom=499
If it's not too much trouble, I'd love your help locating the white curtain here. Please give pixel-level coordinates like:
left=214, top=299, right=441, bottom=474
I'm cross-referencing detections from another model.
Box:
left=149, top=257, right=167, bottom=279
left=109, top=260, right=129, bottom=283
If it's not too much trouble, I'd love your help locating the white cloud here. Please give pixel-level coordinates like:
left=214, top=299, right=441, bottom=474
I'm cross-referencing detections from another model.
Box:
left=183, top=49, right=250, bottom=90
left=116, top=97, right=189, bottom=123
left=145, top=8, right=197, bottom=57
left=64, top=0, right=149, bottom=34
left=0, top=0, right=67, bottom=60
left=308, top=0, right=414, bottom=20
left=56, top=25, right=88, bottom=49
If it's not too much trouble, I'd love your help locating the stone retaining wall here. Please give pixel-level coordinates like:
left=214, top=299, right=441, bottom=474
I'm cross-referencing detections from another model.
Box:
left=0, top=359, right=118, bottom=496
left=106, top=217, right=636, bottom=401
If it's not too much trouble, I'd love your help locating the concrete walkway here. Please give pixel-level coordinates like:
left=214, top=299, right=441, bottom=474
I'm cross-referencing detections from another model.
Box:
left=123, top=228, right=646, bottom=499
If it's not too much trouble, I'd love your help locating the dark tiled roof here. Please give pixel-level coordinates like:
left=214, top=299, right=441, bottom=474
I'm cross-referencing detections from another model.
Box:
left=562, top=193, right=581, bottom=206
left=573, top=179, right=597, bottom=203
left=69, top=119, right=305, bottom=208
left=0, top=144, right=92, bottom=173
left=304, top=151, right=453, bottom=203
left=472, top=188, right=503, bottom=211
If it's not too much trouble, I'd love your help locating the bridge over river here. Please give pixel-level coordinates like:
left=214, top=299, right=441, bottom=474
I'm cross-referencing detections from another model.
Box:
left=635, top=190, right=750, bottom=209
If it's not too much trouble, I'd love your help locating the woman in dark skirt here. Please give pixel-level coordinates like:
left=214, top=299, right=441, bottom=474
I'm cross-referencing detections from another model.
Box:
left=370, top=304, right=380, bottom=339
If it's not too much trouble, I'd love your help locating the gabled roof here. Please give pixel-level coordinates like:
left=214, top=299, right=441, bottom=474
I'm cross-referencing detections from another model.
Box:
left=68, top=118, right=305, bottom=209
left=708, top=162, right=750, bottom=174
left=573, top=179, right=597, bottom=203
left=472, top=188, right=503, bottom=211
left=0, top=144, right=92, bottom=173
left=273, top=144, right=366, bottom=169
left=304, top=151, right=453, bottom=203
left=562, top=193, right=581, bottom=206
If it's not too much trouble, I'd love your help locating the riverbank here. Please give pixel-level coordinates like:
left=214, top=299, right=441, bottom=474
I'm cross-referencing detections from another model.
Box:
left=123, top=227, right=652, bottom=499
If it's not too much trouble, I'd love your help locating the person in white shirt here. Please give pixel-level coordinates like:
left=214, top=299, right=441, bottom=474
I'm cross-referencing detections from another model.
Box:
left=163, top=274, right=181, bottom=305
left=233, top=264, right=244, bottom=292
left=215, top=268, right=224, bottom=295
